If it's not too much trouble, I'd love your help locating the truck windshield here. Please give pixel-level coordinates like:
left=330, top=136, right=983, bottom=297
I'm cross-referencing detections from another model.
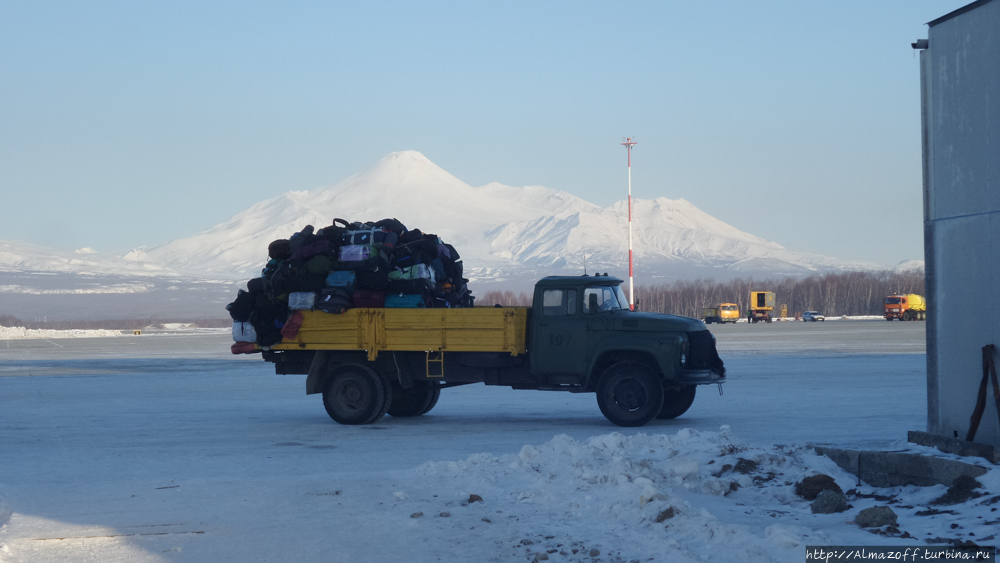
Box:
left=885, top=298, right=901, bottom=304
left=583, top=285, right=627, bottom=314
left=721, top=305, right=737, bottom=311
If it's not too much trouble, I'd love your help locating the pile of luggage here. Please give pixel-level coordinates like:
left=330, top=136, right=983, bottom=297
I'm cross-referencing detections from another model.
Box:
left=227, top=218, right=473, bottom=349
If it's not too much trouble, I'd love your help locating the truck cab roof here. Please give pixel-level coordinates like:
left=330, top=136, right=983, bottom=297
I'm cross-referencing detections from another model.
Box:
left=535, top=275, right=624, bottom=288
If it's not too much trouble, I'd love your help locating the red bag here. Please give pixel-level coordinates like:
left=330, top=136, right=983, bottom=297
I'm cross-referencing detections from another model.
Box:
left=280, top=311, right=305, bottom=340
left=352, top=289, right=386, bottom=308
left=231, top=342, right=257, bottom=354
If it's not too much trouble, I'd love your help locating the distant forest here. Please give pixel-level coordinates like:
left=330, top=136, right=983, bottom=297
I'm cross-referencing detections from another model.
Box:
left=479, top=270, right=926, bottom=318
left=0, top=270, right=925, bottom=329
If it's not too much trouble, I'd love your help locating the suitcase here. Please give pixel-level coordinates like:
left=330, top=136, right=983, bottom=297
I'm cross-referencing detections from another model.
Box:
left=385, top=294, right=426, bottom=308
left=352, top=289, right=386, bottom=308
left=388, top=263, right=435, bottom=283
left=288, top=292, right=317, bottom=311
left=343, top=228, right=399, bottom=252
left=325, top=271, right=357, bottom=294
left=338, top=245, right=388, bottom=272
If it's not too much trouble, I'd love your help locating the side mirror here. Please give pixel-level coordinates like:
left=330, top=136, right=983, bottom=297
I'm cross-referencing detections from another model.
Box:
left=588, top=294, right=599, bottom=314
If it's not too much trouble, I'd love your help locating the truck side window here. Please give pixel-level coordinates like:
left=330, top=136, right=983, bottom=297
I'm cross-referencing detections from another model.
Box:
left=542, top=289, right=576, bottom=316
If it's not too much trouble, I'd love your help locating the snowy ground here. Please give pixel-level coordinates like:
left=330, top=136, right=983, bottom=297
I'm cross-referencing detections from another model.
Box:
left=1, top=322, right=996, bottom=562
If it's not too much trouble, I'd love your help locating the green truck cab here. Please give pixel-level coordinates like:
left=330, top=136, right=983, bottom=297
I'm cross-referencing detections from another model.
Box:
left=262, top=274, right=726, bottom=427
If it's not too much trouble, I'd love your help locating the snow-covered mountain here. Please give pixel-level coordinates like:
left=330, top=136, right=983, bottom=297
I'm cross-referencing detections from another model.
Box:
left=144, top=151, right=879, bottom=283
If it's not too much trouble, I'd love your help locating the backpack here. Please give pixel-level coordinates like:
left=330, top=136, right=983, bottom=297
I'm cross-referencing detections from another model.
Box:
left=226, top=289, right=256, bottom=322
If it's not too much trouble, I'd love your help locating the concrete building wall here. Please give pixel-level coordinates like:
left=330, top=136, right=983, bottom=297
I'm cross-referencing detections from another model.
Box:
left=922, top=0, right=1000, bottom=447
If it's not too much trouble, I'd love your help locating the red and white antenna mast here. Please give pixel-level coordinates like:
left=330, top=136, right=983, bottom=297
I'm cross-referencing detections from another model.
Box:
left=621, top=137, right=637, bottom=311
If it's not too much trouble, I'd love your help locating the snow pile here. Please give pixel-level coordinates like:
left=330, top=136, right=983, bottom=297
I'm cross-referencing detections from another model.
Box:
left=0, top=327, right=126, bottom=340
left=388, top=429, right=999, bottom=562
left=402, top=428, right=827, bottom=562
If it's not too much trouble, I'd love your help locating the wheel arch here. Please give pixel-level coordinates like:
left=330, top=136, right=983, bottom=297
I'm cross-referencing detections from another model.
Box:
left=585, top=349, right=665, bottom=391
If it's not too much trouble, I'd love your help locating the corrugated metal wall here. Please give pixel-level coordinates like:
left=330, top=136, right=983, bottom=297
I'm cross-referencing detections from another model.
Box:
left=922, top=0, right=1000, bottom=447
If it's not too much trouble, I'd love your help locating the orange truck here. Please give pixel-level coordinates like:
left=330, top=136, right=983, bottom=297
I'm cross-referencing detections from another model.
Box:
left=883, top=294, right=926, bottom=321
left=702, top=303, right=740, bottom=324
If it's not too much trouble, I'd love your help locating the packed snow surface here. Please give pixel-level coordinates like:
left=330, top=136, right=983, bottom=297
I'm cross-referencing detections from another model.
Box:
left=0, top=319, right=991, bottom=563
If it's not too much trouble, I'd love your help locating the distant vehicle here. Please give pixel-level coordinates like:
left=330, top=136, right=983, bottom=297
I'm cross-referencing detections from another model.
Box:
left=702, top=303, right=740, bottom=324
left=884, top=294, right=926, bottom=321
left=802, top=311, right=825, bottom=322
left=749, top=291, right=775, bottom=323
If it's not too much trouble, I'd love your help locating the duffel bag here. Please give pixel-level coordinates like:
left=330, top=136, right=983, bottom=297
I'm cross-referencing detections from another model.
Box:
left=385, top=294, right=426, bottom=308
left=355, top=258, right=390, bottom=290
left=385, top=277, right=434, bottom=295
left=232, top=321, right=257, bottom=343
left=287, top=225, right=315, bottom=254
left=372, top=217, right=408, bottom=236
left=316, top=288, right=352, bottom=314
left=268, top=239, right=292, bottom=260
left=291, top=238, right=334, bottom=260
left=246, top=277, right=265, bottom=294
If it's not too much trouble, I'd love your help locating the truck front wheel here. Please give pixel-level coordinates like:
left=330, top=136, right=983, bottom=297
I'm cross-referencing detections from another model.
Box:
left=387, top=383, right=438, bottom=417
left=596, top=361, right=664, bottom=427
left=322, top=364, right=389, bottom=425
left=656, top=385, right=696, bottom=419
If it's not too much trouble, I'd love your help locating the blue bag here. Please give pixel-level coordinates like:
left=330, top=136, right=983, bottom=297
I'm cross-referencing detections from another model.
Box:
left=385, top=294, right=426, bottom=308
left=326, top=271, right=357, bottom=294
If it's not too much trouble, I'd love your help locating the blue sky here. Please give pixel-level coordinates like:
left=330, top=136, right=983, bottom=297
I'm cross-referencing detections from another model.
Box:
left=0, top=1, right=968, bottom=265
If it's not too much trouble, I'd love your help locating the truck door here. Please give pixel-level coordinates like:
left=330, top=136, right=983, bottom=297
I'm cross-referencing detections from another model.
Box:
left=531, top=288, right=587, bottom=375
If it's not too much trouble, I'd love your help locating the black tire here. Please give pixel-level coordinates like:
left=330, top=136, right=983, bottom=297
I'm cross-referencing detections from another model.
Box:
left=322, top=364, right=387, bottom=425
left=387, top=383, right=436, bottom=417
left=419, top=384, right=441, bottom=415
left=656, top=385, right=696, bottom=419
left=596, top=361, right=664, bottom=427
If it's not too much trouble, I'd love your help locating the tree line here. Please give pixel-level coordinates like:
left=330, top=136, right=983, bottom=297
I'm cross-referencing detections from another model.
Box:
left=480, top=269, right=925, bottom=318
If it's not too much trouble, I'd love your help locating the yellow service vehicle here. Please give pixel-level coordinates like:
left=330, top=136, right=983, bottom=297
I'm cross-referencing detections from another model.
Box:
left=702, top=303, right=740, bottom=324
left=749, top=291, right=775, bottom=323
left=251, top=275, right=726, bottom=427
left=884, top=294, right=926, bottom=321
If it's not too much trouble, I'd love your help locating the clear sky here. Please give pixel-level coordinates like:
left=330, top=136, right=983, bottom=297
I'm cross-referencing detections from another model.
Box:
left=0, top=1, right=968, bottom=265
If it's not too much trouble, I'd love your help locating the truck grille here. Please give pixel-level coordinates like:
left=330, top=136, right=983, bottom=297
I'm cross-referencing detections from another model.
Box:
left=686, top=330, right=726, bottom=376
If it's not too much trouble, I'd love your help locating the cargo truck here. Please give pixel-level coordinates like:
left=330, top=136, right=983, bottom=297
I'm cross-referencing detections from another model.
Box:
left=251, top=275, right=726, bottom=427
left=749, top=291, right=775, bottom=323
left=884, top=294, right=926, bottom=321
left=702, top=303, right=740, bottom=324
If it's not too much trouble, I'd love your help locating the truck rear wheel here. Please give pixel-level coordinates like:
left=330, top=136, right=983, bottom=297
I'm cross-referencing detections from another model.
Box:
left=387, top=383, right=437, bottom=417
left=322, top=364, right=389, bottom=425
left=596, top=361, right=664, bottom=427
left=656, top=386, right=696, bottom=419
left=420, top=384, right=441, bottom=415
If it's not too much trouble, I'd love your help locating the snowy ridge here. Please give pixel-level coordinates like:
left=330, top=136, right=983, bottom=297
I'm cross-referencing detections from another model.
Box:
left=0, top=240, right=175, bottom=277
left=0, top=151, right=895, bottom=289
left=143, top=151, right=882, bottom=282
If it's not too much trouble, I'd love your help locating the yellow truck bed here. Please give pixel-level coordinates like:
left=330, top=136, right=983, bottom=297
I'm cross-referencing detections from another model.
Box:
left=269, top=307, right=529, bottom=360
